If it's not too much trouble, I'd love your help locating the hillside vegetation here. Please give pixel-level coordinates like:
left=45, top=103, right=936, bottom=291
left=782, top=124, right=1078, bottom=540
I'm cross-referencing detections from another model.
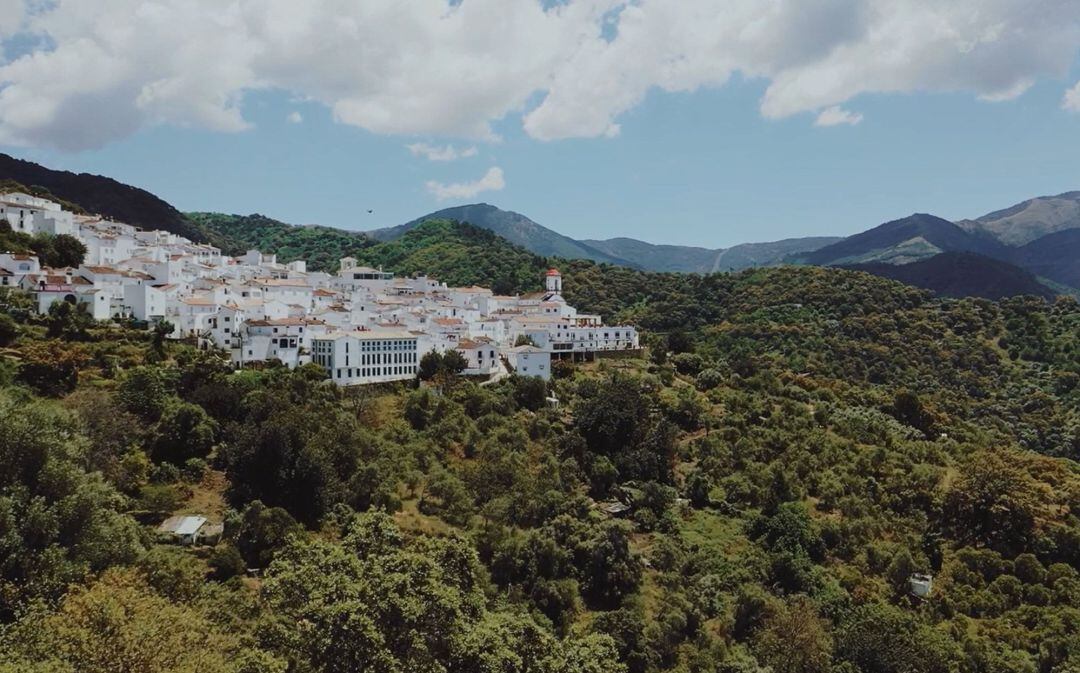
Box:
left=0, top=153, right=205, bottom=242
left=1, top=221, right=1078, bottom=673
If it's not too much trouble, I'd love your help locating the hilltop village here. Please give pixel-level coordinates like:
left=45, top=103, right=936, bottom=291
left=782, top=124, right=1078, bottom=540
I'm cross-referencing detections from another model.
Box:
left=0, top=190, right=639, bottom=383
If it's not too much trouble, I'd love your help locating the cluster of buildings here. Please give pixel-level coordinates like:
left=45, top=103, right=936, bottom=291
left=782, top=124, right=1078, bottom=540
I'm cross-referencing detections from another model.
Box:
left=1, top=191, right=640, bottom=383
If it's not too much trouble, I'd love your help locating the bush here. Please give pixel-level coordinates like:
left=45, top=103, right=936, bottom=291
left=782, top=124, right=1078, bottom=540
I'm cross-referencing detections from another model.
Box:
left=695, top=368, right=724, bottom=390
left=139, top=484, right=184, bottom=515
left=209, top=544, right=246, bottom=581
left=0, top=313, right=18, bottom=346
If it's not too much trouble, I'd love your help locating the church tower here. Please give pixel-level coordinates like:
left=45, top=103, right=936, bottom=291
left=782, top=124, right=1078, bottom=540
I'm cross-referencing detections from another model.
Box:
left=545, top=268, right=562, bottom=293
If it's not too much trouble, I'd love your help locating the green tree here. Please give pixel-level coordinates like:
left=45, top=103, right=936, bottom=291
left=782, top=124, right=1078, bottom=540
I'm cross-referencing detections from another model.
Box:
left=234, top=501, right=302, bottom=568
left=836, top=603, right=958, bottom=673
left=753, top=596, right=832, bottom=673
left=151, top=401, right=217, bottom=464
left=262, top=512, right=621, bottom=673
left=49, top=234, right=87, bottom=268
left=944, top=449, right=1041, bottom=552
left=149, top=319, right=174, bottom=360
left=45, top=299, right=92, bottom=340
left=0, top=313, right=17, bottom=347
left=418, top=349, right=443, bottom=381
left=0, top=569, right=268, bottom=673
left=0, top=392, right=142, bottom=617
left=513, top=374, right=548, bottom=411
left=116, top=366, right=172, bottom=421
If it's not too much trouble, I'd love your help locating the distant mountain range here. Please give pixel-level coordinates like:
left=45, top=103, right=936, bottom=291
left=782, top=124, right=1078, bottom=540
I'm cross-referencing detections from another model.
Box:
left=581, top=236, right=844, bottom=273
left=368, top=203, right=635, bottom=267
left=843, top=252, right=1057, bottom=301
left=1, top=153, right=1076, bottom=300
left=785, top=195, right=1080, bottom=296
left=957, top=191, right=1080, bottom=246
left=380, top=198, right=1078, bottom=297
left=797, top=213, right=1010, bottom=267
left=371, top=204, right=841, bottom=273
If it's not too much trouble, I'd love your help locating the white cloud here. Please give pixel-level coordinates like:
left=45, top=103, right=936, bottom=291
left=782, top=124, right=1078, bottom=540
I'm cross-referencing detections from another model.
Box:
left=0, top=0, right=24, bottom=38
left=814, top=105, right=863, bottom=127
left=1065, top=81, right=1080, bottom=112
left=406, top=142, right=479, bottom=161
left=426, top=166, right=505, bottom=200
left=0, top=0, right=1078, bottom=150
left=287, top=110, right=303, bottom=123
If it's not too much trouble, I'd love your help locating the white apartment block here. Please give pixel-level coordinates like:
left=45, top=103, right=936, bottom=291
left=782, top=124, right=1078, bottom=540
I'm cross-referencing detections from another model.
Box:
left=312, top=330, right=420, bottom=385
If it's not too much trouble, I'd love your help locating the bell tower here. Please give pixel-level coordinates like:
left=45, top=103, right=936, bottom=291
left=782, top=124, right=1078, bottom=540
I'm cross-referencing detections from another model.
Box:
left=545, top=268, right=562, bottom=293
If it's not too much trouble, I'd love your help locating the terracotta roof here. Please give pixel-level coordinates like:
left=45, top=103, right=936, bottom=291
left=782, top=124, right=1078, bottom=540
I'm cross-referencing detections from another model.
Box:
left=254, top=278, right=310, bottom=288
left=449, top=286, right=493, bottom=294
left=246, top=318, right=310, bottom=327
left=457, top=337, right=493, bottom=350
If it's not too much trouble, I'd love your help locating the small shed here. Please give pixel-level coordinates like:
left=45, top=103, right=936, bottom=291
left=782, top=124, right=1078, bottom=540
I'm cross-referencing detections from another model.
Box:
left=597, top=501, right=632, bottom=517
left=909, top=573, right=933, bottom=598
left=158, top=515, right=208, bottom=545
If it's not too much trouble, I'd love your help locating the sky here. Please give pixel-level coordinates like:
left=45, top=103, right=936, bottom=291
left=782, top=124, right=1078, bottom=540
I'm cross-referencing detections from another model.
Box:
left=1, top=1, right=1079, bottom=249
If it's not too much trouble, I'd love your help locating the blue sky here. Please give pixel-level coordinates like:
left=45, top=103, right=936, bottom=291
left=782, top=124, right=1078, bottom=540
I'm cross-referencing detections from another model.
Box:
left=2, top=1, right=1079, bottom=249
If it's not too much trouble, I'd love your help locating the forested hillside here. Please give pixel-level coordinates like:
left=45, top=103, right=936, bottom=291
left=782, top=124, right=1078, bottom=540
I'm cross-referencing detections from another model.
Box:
left=0, top=153, right=206, bottom=242
left=1, top=223, right=1078, bottom=673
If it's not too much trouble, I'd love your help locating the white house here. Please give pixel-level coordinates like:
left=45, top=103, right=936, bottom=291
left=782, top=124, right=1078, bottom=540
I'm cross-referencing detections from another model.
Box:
left=0, top=253, right=40, bottom=286
left=505, top=345, right=551, bottom=380
left=232, top=317, right=314, bottom=369
left=456, top=337, right=500, bottom=376
left=124, top=283, right=168, bottom=322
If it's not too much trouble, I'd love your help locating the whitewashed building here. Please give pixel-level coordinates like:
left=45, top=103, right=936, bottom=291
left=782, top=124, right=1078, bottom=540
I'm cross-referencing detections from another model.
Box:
left=506, top=345, right=551, bottom=381
left=312, top=329, right=420, bottom=385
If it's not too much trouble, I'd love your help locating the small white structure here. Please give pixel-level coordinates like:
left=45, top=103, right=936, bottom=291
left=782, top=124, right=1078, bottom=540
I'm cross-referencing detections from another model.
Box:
left=909, top=573, right=933, bottom=598
left=157, top=515, right=209, bottom=546
left=456, top=337, right=499, bottom=376
left=506, top=344, right=551, bottom=380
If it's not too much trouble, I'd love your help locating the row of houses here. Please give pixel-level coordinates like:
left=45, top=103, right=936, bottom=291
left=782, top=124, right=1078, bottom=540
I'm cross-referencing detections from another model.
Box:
left=1, top=190, right=640, bottom=383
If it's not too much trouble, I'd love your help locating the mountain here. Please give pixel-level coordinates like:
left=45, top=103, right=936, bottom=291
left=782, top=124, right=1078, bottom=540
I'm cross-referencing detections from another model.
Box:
left=581, top=236, right=842, bottom=273
left=188, top=212, right=375, bottom=272
left=799, top=213, right=1010, bottom=266
left=190, top=213, right=550, bottom=292
left=369, top=203, right=633, bottom=267
left=958, top=191, right=1080, bottom=246
left=845, top=252, right=1056, bottom=300
left=1007, top=228, right=1080, bottom=290
left=0, top=153, right=205, bottom=242
left=711, top=237, right=844, bottom=272
left=579, top=238, right=720, bottom=273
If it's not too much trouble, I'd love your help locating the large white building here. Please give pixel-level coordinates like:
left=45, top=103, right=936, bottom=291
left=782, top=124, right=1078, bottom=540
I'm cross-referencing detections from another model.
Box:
left=2, top=191, right=640, bottom=385
left=312, top=329, right=420, bottom=385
